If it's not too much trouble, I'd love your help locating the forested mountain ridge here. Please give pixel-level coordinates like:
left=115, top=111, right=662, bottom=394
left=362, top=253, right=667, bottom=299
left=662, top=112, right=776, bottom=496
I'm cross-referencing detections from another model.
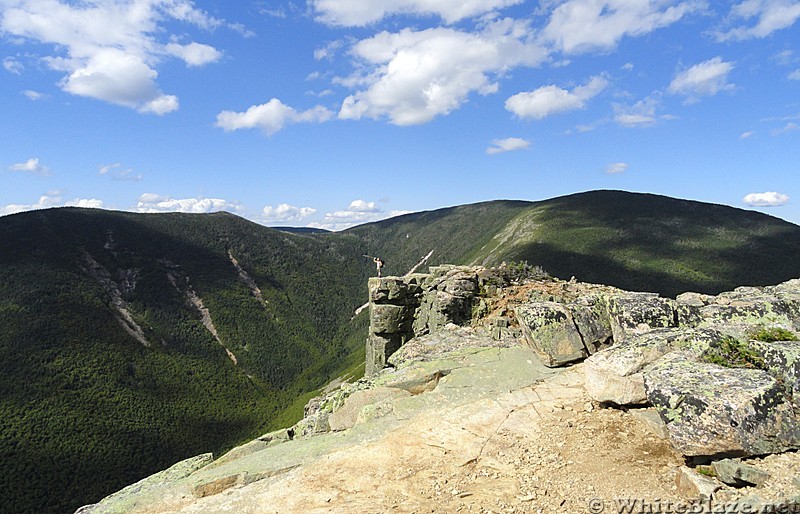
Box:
left=0, top=208, right=370, bottom=513
left=352, top=191, right=800, bottom=297
left=1, top=190, right=799, bottom=512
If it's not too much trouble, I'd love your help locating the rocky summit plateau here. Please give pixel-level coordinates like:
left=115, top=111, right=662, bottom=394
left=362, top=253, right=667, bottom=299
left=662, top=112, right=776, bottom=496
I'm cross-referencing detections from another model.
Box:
left=77, top=264, right=800, bottom=513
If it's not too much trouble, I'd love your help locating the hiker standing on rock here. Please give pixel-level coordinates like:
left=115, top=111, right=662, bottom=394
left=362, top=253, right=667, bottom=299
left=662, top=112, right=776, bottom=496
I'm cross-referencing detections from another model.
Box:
left=374, top=257, right=384, bottom=278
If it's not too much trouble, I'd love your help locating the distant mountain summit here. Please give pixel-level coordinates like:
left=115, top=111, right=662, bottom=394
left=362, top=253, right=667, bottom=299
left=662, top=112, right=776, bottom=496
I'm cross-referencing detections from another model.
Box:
left=1, top=190, right=798, bottom=512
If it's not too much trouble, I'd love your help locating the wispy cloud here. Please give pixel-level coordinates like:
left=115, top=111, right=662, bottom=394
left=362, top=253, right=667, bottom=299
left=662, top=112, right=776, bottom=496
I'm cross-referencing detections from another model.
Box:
left=99, top=163, right=142, bottom=182
left=3, top=56, right=23, bottom=74
left=717, top=1, right=800, bottom=40
left=614, top=93, right=665, bottom=128
left=668, top=57, right=735, bottom=103
left=312, top=0, right=524, bottom=26
left=606, top=162, right=629, bottom=174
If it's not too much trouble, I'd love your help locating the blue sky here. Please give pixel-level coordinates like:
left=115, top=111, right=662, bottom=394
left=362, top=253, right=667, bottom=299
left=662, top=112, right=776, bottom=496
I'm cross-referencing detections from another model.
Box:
left=1, top=0, right=798, bottom=229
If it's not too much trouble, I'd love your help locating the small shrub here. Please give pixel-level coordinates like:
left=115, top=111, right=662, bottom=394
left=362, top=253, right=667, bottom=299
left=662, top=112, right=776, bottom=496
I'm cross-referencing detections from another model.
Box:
left=703, top=336, right=767, bottom=370
left=496, top=261, right=549, bottom=283
left=750, top=326, right=798, bottom=343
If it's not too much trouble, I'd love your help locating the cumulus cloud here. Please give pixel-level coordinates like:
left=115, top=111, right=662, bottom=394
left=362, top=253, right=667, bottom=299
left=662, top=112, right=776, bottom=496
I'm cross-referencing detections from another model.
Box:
left=216, top=99, right=334, bottom=136
left=99, top=163, right=142, bottom=181
left=164, top=42, right=223, bottom=67
left=313, top=199, right=412, bottom=231
left=606, top=162, right=629, bottom=174
left=740, top=130, right=755, bottom=139
left=8, top=157, right=50, bottom=175
left=261, top=203, right=317, bottom=223
left=668, top=57, right=735, bottom=101
left=337, top=20, right=547, bottom=126
left=789, top=69, right=800, bottom=81
left=136, top=193, right=243, bottom=214
left=1, top=191, right=103, bottom=216
left=540, top=0, right=704, bottom=54
left=718, top=0, right=800, bottom=40
left=312, top=0, right=524, bottom=26
left=743, top=191, right=790, bottom=207
left=486, top=137, right=530, bottom=154
left=505, top=75, right=608, bottom=120
left=0, top=0, right=229, bottom=114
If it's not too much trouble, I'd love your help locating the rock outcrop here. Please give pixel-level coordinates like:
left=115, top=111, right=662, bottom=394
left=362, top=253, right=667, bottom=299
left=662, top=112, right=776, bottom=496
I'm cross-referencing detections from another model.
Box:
left=75, top=268, right=800, bottom=513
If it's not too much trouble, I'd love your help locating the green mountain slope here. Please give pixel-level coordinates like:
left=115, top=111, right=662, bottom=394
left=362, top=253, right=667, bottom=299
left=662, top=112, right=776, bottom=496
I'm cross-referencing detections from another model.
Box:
left=348, top=191, right=800, bottom=297
left=0, top=208, right=370, bottom=513
left=1, top=190, right=799, bottom=512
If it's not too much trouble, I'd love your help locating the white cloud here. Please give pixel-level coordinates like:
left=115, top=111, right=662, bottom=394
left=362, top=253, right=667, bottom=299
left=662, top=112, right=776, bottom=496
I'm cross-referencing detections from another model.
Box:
left=771, top=121, right=799, bottom=135
left=164, top=42, right=222, bottom=67
left=718, top=0, right=800, bottom=40
left=1, top=191, right=103, bottom=216
left=3, top=56, right=23, bottom=74
left=486, top=137, right=530, bottom=154
left=312, top=0, right=524, bottom=26
left=337, top=20, right=547, bottom=126
left=261, top=203, right=317, bottom=223
left=99, top=163, right=142, bottom=181
left=21, top=89, right=44, bottom=100
left=8, top=157, right=50, bottom=175
left=313, top=199, right=412, bottom=230
left=0, top=0, right=228, bottom=114
left=216, top=98, right=334, bottom=135
left=347, top=199, right=381, bottom=212
left=540, top=0, right=704, bottom=54
left=740, top=130, right=755, bottom=139
left=743, top=191, right=790, bottom=207
left=136, top=193, right=243, bottom=214
left=614, top=93, right=664, bottom=127
left=314, top=40, right=344, bottom=61
left=668, top=57, right=735, bottom=100
left=505, top=75, right=608, bottom=120
left=789, top=69, right=800, bottom=81
left=606, top=162, right=629, bottom=174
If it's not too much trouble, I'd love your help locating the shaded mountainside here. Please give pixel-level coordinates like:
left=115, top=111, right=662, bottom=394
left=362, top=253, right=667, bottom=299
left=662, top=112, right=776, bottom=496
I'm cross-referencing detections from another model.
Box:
left=0, top=208, right=371, bottom=513
left=349, top=191, right=800, bottom=297
left=1, top=190, right=799, bottom=512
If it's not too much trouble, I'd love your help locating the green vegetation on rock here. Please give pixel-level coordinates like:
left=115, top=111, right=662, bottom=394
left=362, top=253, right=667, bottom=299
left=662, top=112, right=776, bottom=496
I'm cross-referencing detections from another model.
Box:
left=751, top=326, right=799, bottom=343
left=702, top=336, right=767, bottom=370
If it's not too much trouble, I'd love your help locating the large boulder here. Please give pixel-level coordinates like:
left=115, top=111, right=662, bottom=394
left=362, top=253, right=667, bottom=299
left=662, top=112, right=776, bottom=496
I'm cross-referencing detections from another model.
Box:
left=605, top=292, right=677, bottom=342
left=570, top=295, right=613, bottom=354
left=516, top=302, right=587, bottom=367
left=698, top=287, right=800, bottom=340
left=643, top=351, right=800, bottom=457
left=583, top=328, right=720, bottom=405
left=749, top=339, right=800, bottom=409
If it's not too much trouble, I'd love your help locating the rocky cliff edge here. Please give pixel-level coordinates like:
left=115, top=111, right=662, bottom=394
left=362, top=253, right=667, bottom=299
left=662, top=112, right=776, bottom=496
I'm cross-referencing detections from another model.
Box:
left=77, top=265, right=800, bottom=513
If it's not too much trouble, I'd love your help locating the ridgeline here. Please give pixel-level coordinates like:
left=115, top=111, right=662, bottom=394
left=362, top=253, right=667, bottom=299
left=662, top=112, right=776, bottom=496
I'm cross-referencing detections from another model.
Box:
left=1, top=190, right=799, bottom=512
